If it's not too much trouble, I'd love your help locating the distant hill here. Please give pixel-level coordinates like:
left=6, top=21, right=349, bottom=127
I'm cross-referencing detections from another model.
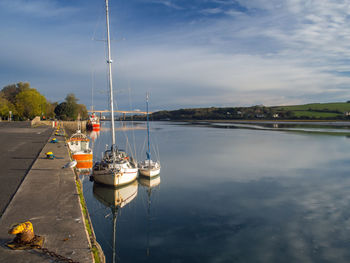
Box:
left=130, top=102, right=350, bottom=121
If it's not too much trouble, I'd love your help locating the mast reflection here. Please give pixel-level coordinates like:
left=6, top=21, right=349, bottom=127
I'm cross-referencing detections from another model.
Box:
left=93, top=181, right=138, bottom=263
left=139, top=175, right=161, bottom=257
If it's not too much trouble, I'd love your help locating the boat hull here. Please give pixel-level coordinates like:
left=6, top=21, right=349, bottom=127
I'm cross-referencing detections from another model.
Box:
left=138, top=160, right=161, bottom=178
left=72, top=153, right=93, bottom=161
left=139, top=167, right=160, bottom=177
left=76, top=160, right=93, bottom=169
left=93, top=169, right=138, bottom=187
left=86, top=122, right=100, bottom=131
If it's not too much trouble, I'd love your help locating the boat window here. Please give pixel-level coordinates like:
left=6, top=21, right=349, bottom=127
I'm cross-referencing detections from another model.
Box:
left=81, top=141, right=88, bottom=150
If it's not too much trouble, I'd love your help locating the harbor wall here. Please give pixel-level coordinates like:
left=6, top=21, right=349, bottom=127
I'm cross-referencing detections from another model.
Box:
left=30, top=117, right=87, bottom=132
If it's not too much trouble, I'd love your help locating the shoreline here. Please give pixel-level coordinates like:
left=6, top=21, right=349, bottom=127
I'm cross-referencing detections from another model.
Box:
left=172, top=120, right=350, bottom=137
left=175, top=119, right=350, bottom=126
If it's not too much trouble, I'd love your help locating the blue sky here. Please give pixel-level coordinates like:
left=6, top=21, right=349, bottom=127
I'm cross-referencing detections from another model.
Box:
left=1, top=0, right=350, bottom=111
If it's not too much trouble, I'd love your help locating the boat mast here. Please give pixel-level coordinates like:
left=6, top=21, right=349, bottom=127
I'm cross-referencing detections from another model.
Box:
left=146, top=93, right=151, bottom=161
left=105, top=0, right=116, bottom=146
left=91, top=71, right=94, bottom=112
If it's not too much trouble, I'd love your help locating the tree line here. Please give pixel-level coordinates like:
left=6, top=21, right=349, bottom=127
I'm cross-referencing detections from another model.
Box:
left=0, top=82, right=88, bottom=121
left=130, top=106, right=291, bottom=121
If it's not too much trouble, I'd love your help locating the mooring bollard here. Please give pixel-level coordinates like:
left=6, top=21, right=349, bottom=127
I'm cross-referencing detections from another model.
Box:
left=46, top=151, right=55, bottom=159
left=6, top=221, right=44, bottom=250
left=6, top=222, right=81, bottom=262
left=50, top=138, right=58, bottom=143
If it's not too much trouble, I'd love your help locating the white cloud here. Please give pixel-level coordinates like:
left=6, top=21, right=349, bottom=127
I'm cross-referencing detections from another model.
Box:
left=133, top=0, right=350, bottom=106
left=149, top=0, right=183, bottom=10
left=0, top=0, right=78, bottom=17
left=2, top=0, right=350, bottom=109
left=236, top=0, right=284, bottom=10
left=200, top=8, right=223, bottom=15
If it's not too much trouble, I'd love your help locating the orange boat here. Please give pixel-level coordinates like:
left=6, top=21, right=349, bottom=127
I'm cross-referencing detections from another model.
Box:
left=76, top=160, right=93, bottom=169
left=67, top=130, right=93, bottom=166
left=86, top=113, right=100, bottom=130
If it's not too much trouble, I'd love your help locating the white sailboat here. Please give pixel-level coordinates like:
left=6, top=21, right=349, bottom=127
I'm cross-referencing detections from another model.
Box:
left=138, top=94, right=160, bottom=177
left=92, top=0, right=138, bottom=187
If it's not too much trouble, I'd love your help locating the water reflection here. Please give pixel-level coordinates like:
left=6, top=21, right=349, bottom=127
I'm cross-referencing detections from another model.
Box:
left=186, top=121, right=350, bottom=135
left=139, top=175, right=161, bottom=258
left=84, top=122, right=350, bottom=263
left=76, top=168, right=92, bottom=177
left=139, top=175, right=161, bottom=188
left=93, top=181, right=138, bottom=263
left=87, top=129, right=101, bottom=143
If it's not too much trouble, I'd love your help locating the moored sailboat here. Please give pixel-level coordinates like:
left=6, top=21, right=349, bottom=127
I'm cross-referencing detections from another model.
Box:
left=93, top=145, right=138, bottom=186
left=92, top=0, right=138, bottom=187
left=138, top=94, right=160, bottom=177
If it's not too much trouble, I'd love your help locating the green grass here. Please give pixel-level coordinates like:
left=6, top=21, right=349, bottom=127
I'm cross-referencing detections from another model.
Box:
left=292, top=111, right=341, bottom=118
left=275, top=102, right=350, bottom=112
left=75, top=178, right=102, bottom=263
left=69, top=122, right=102, bottom=263
left=274, top=102, right=350, bottom=119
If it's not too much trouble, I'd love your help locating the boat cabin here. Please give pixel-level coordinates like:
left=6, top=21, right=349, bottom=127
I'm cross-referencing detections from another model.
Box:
left=68, top=131, right=90, bottom=153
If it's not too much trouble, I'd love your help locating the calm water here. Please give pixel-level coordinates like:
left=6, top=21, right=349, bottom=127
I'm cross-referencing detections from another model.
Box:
left=82, top=121, right=350, bottom=263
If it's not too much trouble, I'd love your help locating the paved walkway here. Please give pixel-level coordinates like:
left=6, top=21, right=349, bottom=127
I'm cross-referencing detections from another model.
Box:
left=0, top=125, right=93, bottom=263
left=0, top=122, right=53, bottom=217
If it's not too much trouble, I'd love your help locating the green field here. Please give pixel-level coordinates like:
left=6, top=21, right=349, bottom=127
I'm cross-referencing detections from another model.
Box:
left=275, top=102, right=350, bottom=112
left=291, top=111, right=340, bottom=118
left=274, top=102, right=350, bottom=118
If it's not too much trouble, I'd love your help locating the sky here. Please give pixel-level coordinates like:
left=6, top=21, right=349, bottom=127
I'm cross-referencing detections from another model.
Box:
left=1, top=0, right=350, bottom=111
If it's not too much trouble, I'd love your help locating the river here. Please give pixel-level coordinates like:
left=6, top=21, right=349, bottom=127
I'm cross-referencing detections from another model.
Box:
left=82, top=121, right=350, bottom=263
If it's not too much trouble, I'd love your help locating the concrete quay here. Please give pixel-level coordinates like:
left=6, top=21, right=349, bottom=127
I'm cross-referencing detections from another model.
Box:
left=0, top=123, right=93, bottom=262
left=0, top=121, right=53, bottom=217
